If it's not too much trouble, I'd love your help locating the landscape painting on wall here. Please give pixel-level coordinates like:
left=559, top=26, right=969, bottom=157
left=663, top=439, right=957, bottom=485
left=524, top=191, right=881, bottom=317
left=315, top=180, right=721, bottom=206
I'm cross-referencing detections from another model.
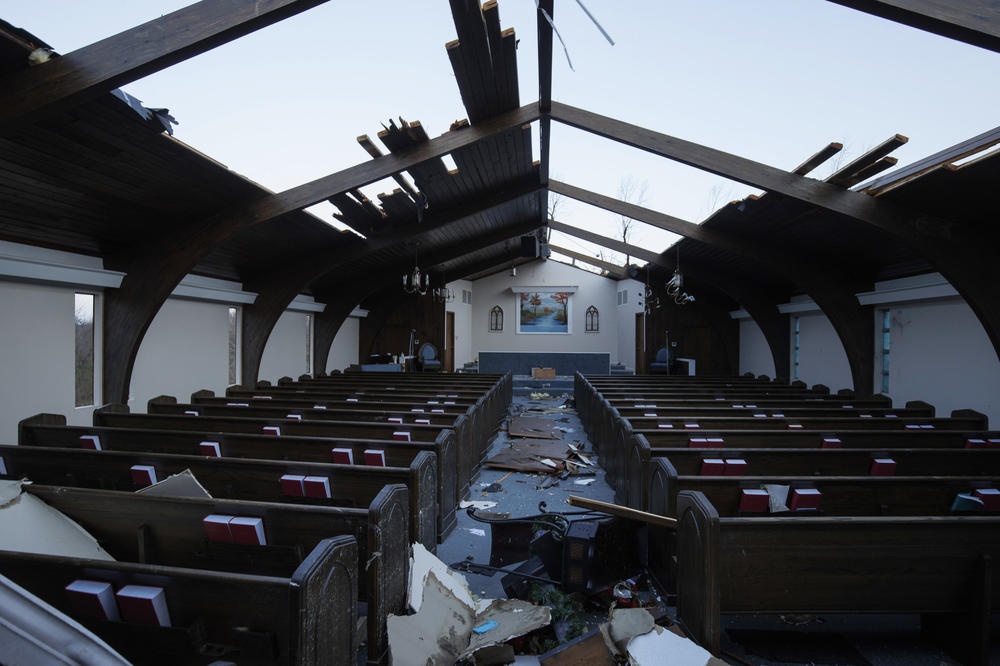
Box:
left=518, top=291, right=571, bottom=334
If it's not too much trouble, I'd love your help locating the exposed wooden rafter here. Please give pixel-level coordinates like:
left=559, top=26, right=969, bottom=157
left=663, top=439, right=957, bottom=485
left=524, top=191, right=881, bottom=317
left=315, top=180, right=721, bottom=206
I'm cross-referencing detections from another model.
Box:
left=0, top=0, right=332, bottom=133
left=826, top=0, right=1000, bottom=54
left=549, top=244, right=627, bottom=278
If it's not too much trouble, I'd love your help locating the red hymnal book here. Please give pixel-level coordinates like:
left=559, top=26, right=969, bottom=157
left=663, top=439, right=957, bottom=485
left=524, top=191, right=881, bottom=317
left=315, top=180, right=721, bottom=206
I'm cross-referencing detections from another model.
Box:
left=65, top=580, right=119, bottom=622
left=116, top=585, right=171, bottom=627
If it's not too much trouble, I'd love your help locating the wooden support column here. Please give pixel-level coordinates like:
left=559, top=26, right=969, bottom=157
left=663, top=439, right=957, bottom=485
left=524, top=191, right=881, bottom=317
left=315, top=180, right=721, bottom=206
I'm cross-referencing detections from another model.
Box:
left=313, top=297, right=370, bottom=375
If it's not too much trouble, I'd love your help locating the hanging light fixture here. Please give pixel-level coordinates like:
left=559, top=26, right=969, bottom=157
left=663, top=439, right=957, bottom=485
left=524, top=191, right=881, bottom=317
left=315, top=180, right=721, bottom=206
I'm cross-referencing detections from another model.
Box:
left=431, top=269, right=454, bottom=303
left=666, top=246, right=695, bottom=305
left=402, top=243, right=429, bottom=295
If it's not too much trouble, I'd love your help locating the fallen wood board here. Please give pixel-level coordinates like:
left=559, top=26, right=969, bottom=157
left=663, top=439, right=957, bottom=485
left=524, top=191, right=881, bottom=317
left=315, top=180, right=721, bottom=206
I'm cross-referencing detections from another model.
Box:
left=509, top=416, right=562, bottom=440
left=539, top=627, right=615, bottom=665
left=566, top=496, right=677, bottom=528
left=484, top=439, right=572, bottom=473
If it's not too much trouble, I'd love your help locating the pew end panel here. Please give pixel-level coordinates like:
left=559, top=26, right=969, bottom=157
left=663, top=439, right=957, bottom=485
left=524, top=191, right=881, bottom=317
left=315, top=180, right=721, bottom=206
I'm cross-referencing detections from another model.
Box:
left=147, top=396, right=178, bottom=412
left=647, top=457, right=677, bottom=597
left=408, top=450, right=440, bottom=550
left=675, top=490, right=722, bottom=655
left=191, top=389, right=216, bottom=401
left=906, top=400, right=936, bottom=417
left=951, top=409, right=989, bottom=431
left=365, top=483, right=409, bottom=666
left=290, top=535, right=359, bottom=665
left=627, top=433, right=651, bottom=511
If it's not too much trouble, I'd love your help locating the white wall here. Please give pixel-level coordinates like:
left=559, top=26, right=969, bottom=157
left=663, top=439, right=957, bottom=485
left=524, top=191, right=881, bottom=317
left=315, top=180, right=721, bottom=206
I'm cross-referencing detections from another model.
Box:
left=616, top=279, right=644, bottom=368
left=0, top=281, right=98, bottom=442
left=793, top=311, right=853, bottom=392
left=470, top=260, right=619, bottom=358
left=130, top=298, right=232, bottom=409
left=739, top=318, right=775, bottom=378
left=260, top=311, right=311, bottom=383
left=885, top=299, right=1000, bottom=425
left=326, top=316, right=359, bottom=373
left=446, top=279, right=473, bottom=369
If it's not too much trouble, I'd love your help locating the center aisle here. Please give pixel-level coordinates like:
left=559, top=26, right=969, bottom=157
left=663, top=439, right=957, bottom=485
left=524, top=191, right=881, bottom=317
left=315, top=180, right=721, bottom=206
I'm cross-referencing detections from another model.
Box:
left=436, top=389, right=616, bottom=599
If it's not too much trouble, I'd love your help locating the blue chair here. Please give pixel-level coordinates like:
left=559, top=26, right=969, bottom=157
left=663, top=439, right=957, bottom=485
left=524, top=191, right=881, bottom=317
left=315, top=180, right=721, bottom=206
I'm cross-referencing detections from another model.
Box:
left=417, top=342, right=442, bottom=372
left=649, top=347, right=670, bottom=374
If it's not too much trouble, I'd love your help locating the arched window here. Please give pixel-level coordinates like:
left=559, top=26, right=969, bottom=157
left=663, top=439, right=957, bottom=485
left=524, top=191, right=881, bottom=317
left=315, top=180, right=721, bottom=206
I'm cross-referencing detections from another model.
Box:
left=585, top=305, right=599, bottom=332
left=489, top=305, right=503, bottom=332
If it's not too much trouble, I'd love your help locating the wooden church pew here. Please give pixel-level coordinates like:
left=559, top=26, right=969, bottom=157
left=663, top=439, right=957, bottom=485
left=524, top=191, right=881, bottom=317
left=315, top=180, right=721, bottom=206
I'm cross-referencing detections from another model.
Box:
left=1, top=442, right=435, bottom=550
left=0, top=537, right=358, bottom=666
left=19, top=414, right=455, bottom=540
left=674, top=490, right=999, bottom=665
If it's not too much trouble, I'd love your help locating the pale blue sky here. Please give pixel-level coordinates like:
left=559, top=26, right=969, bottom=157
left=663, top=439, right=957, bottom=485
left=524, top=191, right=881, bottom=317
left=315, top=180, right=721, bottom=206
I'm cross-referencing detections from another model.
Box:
left=6, top=1, right=999, bottom=268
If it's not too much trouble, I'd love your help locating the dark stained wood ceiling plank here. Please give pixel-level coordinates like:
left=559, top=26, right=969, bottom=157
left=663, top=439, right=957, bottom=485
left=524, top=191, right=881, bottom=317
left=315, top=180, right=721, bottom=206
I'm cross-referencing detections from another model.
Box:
left=825, top=0, right=1000, bottom=54
left=0, top=0, right=334, bottom=133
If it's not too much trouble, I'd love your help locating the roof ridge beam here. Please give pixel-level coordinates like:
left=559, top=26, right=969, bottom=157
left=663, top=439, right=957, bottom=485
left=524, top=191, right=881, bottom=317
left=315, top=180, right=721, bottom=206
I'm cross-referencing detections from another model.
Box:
left=0, top=0, right=332, bottom=133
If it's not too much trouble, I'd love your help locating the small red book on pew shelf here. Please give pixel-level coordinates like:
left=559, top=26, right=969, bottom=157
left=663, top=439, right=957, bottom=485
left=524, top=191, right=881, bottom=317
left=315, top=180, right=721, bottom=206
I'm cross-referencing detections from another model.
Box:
left=724, top=459, right=747, bottom=476
left=821, top=438, right=842, bottom=449
left=966, top=438, right=987, bottom=448
left=699, top=459, right=724, bottom=475
left=230, top=517, right=267, bottom=545
left=184, top=410, right=199, bottom=416
left=65, top=580, right=119, bottom=622
left=79, top=435, right=101, bottom=450
left=262, top=426, right=281, bottom=437
left=415, top=418, right=431, bottom=425
left=199, top=441, right=221, bottom=457
left=331, top=448, right=354, bottom=464
left=116, top=585, right=171, bottom=627
left=130, top=465, right=157, bottom=487
left=870, top=458, right=897, bottom=476
left=388, top=417, right=403, bottom=424
left=789, top=488, right=822, bottom=510
left=739, top=489, right=769, bottom=513
left=393, top=431, right=411, bottom=442
left=304, top=476, right=332, bottom=499
left=203, top=514, right=234, bottom=542
left=787, top=423, right=804, bottom=430
left=280, top=474, right=306, bottom=496
left=364, top=449, right=386, bottom=467
left=286, top=414, right=302, bottom=421
left=974, top=488, right=1000, bottom=511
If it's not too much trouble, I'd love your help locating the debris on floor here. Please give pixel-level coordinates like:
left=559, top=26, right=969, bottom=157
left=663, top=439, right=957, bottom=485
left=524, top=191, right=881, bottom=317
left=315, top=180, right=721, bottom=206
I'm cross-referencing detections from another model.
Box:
left=509, top=416, right=562, bottom=440
left=529, top=392, right=552, bottom=400
left=388, top=544, right=552, bottom=665
left=485, top=439, right=595, bottom=476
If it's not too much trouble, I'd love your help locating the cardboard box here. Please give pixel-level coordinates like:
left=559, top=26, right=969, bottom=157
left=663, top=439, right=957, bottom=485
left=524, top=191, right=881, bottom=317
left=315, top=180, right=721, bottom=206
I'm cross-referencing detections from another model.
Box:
left=531, top=367, right=556, bottom=379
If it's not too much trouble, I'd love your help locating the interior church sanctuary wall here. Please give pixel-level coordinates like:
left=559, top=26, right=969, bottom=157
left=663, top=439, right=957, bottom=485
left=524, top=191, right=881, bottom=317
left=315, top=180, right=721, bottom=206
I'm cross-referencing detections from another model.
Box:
left=259, top=310, right=313, bottom=383
left=469, top=260, right=620, bottom=361
left=0, top=280, right=98, bottom=441
left=445, top=279, right=473, bottom=369
left=325, top=315, right=360, bottom=374
left=737, top=318, right=776, bottom=378
left=129, top=298, right=232, bottom=411
left=615, top=280, right=644, bottom=369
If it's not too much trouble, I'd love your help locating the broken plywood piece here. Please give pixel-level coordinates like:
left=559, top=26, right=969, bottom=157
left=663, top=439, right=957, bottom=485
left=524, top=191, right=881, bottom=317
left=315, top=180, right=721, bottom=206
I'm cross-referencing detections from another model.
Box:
left=388, top=570, right=474, bottom=666
left=464, top=598, right=551, bottom=656
left=0, top=480, right=114, bottom=561
left=627, top=624, right=720, bottom=665
left=485, top=438, right=573, bottom=473
left=136, top=469, right=212, bottom=498
left=408, top=542, right=476, bottom=613
left=509, top=416, right=562, bottom=440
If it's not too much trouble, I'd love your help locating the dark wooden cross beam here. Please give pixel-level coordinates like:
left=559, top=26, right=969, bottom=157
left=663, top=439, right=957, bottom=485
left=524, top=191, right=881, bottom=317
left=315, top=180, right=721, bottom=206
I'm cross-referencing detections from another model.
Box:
left=826, top=0, right=1000, bottom=54
left=449, top=248, right=526, bottom=282
left=102, top=103, right=540, bottom=404
left=0, top=0, right=332, bottom=133
left=825, top=134, right=907, bottom=187
left=793, top=142, right=843, bottom=176
left=549, top=220, right=667, bottom=268
left=549, top=244, right=628, bottom=278
left=536, top=0, right=555, bottom=227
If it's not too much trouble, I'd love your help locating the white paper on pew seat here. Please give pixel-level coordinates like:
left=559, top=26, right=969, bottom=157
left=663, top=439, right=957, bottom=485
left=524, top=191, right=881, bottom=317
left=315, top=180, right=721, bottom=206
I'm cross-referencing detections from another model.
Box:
left=0, top=480, right=114, bottom=561
left=137, top=469, right=212, bottom=499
